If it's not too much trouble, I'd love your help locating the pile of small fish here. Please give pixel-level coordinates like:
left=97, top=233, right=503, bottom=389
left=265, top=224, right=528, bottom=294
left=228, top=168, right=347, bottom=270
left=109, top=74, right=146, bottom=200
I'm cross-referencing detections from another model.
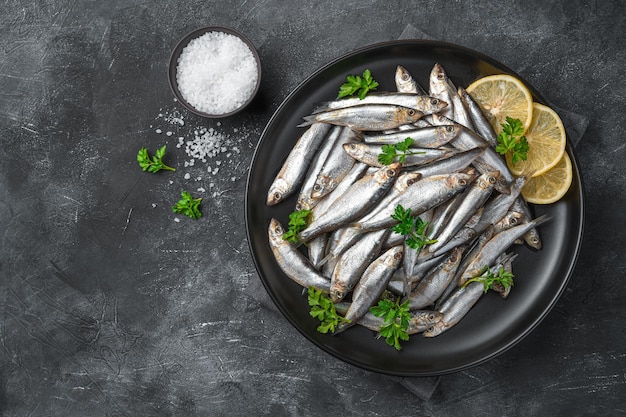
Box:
left=266, top=63, right=548, bottom=340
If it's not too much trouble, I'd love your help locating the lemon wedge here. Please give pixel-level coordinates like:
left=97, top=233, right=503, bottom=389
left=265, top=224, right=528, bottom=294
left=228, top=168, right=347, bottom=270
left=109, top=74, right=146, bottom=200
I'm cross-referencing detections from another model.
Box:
left=521, top=152, right=573, bottom=204
left=507, top=102, right=566, bottom=177
left=466, top=74, right=534, bottom=133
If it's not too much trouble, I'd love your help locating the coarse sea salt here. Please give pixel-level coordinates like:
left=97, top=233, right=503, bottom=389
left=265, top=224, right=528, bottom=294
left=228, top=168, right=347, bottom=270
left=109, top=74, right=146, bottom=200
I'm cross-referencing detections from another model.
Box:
left=176, top=31, right=258, bottom=115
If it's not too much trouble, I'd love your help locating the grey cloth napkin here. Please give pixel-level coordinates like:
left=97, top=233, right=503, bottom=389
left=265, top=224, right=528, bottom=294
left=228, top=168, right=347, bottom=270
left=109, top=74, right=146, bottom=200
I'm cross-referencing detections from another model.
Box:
left=244, top=23, right=589, bottom=402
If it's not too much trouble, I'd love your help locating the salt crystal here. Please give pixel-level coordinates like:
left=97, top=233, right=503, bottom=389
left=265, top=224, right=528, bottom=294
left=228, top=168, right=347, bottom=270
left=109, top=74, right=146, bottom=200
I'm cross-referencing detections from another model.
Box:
left=166, top=131, right=173, bottom=136
left=197, top=187, right=206, bottom=193
left=184, top=173, right=191, bottom=180
left=174, top=217, right=180, bottom=223
left=175, top=31, right=258, bottom=115
left=155, top=129, right=162, bottom=134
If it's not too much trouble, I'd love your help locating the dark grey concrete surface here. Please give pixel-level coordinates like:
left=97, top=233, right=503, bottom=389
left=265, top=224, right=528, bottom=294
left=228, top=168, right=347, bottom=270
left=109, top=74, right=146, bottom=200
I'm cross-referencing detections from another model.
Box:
left=1, top=1, right=625, bottom=416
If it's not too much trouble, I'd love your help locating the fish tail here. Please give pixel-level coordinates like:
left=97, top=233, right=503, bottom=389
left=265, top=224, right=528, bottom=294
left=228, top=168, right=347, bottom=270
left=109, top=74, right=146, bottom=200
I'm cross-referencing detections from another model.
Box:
left=296, top=115, right=316, bottom=128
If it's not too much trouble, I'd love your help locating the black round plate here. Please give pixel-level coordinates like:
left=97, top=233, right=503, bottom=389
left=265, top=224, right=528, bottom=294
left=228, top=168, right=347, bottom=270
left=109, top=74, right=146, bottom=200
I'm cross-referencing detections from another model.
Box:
left=245, top=40, right=584, bottom=376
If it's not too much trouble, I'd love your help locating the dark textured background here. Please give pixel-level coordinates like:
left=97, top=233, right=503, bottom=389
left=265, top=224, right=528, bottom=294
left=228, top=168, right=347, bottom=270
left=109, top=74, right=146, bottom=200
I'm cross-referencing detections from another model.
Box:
left=1, top=1, right=624, bottom=416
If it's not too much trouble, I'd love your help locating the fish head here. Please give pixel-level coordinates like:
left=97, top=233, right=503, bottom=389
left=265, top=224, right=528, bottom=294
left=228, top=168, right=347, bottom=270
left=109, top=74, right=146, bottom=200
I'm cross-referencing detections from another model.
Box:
left=429, top=97, right=449, bottom=112
left=377, top=162, right=402, bottom=183
left=411, top=310, right=444, bottom=326
left=330, top=282, right=348, bottom=303
left=524, top=229, right=542, bottom=250
left=342, top=142, right=366, bottom=160
left=448, top=172, right=476, bottom=190
left=440, top=124, right=461, bottom=140
left=268, top=218, right=286, bottom=243
left=266, top=179, right=289, bottom=206
left=397, top=107, right=424, bottom=124
left=429, top=63, right=448, bottom=94
left=395, top=65, right=416, bottom=92
left=478, top=170, right=501, bottom=189
left=311, top=176, right=331, bottom=199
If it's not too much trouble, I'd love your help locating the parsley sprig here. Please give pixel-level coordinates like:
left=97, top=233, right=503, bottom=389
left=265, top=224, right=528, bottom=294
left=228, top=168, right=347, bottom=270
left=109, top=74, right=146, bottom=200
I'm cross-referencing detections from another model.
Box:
left=464, top=266, right=515, bottom=294
left=282, top=209, right=312, bottom=243
left=172, top=191, right=202, bottom=219
left=390, top=204, right=437, bottom=252
left=338, top=69, right=379, bottom=99
left=137, top=145, right=176, bottom=173
left=307, top=287, right=350, bottom=333
left=378, top=137, right=425, bottom=165
left=495, top=117, right=529, bottom=164
left=370, top=297, right=412, bottom=350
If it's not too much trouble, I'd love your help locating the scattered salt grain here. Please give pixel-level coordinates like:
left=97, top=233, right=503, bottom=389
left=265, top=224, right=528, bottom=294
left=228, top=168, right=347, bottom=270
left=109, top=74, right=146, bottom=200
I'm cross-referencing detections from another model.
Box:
left=155, top=128, right=162, bottom=134
left=176, top=31, right=258, bottom=115
left=174, top=217, right=180, bottom=223
left=166, top=131, right=173, bottom=136
left=184, top=173, right=191, bottom=180
left=197, top=187, right=206, bottom=193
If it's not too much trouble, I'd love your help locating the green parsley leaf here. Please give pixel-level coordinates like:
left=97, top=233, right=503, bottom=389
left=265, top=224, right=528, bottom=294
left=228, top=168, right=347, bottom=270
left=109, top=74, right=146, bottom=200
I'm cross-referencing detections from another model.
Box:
left=337, top=69, right=379, bottom=99
left=307, top=287, right=350, bottom=334
left=137, top=145, right=176, bottom=173
left=370, top=297, right=412, bottom=350
left=495, top=117, right=529, bottom=164
left=377, top=137, right=425, bottom=165
left=390, top=204, right=437, bottom=252
left=464, top=266, right=515, bottom=294
left=282, top=209, right=312, bottom=243
left=171, top=191, right=202, bottom=219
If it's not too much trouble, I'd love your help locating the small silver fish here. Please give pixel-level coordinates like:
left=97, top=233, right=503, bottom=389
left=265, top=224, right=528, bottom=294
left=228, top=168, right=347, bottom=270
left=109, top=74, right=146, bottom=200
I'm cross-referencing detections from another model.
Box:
left=362, top=125, right=461, bottom=148
left=336, top=246, right=403, bottom=333
left=428, top=170, right=500, bottom=253
left=295, top=126, right=344, bottom=211
left=404, top=246, right=464, bottom=310
left=356, top=172, right=476, bottom=232
left=298, top=104, right=424, bottom=131
left=458, top=215, right=550, bottom=285
left=268, top=218, right=330, bottom=292
left=334, top=302, right=443, bottom=334
left=267, top=123, right=332, bottom=206
left=458, top=86, right=498, bottom=147
left=423, top=281, right=484, bottom=337
left=330, top=228, right=389, bottom=303
left=312, top=92, right=446, bottom=115
left=342, top=142, right=456, bottom=168
left=311, top=127, right=361, bottom=200
left=429, top=63, right=455, bottom=119
left=300, top=163, right=401, bottom=242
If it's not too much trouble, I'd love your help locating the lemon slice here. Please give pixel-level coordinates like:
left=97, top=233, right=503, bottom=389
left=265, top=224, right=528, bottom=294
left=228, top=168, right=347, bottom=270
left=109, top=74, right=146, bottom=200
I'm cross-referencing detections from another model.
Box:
left=521, top=152, right=572, bottom=204
left=506, top=103, right=566, bottom=177
left=466, top=74, right=534, bottom=133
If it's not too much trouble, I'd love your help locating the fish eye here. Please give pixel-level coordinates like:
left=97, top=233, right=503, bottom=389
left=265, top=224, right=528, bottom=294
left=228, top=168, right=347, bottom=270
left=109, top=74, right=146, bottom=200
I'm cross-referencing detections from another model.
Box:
left=295, top=203, right=303, bottom=211
left=437, top=73, right=445, bottom=80
left=401, top=73, right=410, bottom=81
left=313, top=184, right=321, bottom=192
left=394, top=252, right=402, bottom=260
left=489, top=176, right=497, bottom=184
left=510, top=217, right=518, bottom=225
left=386, top=169, right=396, bottom=177
left=408, top=109, right=416, bottom=116
left=274, top=225, right=283, bottom=234
left=273, top=191, right=282, bottom=200
left=458, top=179, right=467, bottom=186
left=431, top=98, right=439, bottom=105
left=428, top=314, right=436, bottom=320
left=349, top=143, right=357, bottom=150
left=532, top=236, right=540, bottom=244
left=445, top=125, right=454, bottom=132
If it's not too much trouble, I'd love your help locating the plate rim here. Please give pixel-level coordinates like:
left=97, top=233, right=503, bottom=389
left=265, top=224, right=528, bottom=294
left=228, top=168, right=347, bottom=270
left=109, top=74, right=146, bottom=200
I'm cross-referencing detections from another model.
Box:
left=244, top=39, right=585, bottom=376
